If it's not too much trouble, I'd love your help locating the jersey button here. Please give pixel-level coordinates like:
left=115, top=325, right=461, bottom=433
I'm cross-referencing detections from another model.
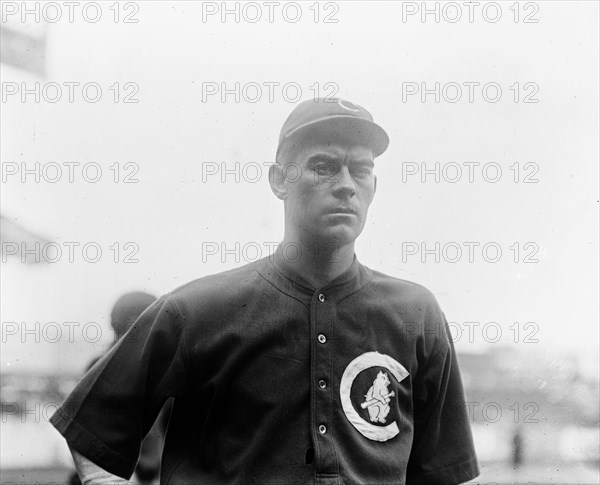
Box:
left=318, top=293, right=325, bottom=302
left=318, top=379, right=327, bottom=389
left=318, top=424, right=327, bottom=434
left=317, top=334, right=327, bottom=344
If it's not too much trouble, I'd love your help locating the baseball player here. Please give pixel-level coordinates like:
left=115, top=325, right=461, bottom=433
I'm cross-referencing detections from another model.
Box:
left=51, top=98, right=479, bottom=484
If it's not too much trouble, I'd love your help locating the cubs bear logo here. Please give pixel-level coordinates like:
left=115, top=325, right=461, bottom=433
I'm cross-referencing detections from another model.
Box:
left=361, top=371, right=395, bottom=424
left=340, top=352, right=408, bottom=442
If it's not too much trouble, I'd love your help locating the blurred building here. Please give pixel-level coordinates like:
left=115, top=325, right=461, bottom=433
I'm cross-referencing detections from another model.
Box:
left=459, top=347, right=599, bottom=465
left=1, top=13, right=47, bottom=77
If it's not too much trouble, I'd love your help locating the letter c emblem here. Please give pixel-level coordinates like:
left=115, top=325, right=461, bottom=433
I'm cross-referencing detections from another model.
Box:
left=340, top=351, right=409, bottom=442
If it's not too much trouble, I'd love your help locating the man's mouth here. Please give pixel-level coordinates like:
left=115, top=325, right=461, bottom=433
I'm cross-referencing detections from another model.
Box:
left=326, top=207, right=357, bottom=215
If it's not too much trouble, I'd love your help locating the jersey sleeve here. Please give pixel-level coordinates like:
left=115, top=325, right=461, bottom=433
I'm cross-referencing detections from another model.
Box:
left=405, top=317, right=479, bottom=484
left=50, top=296, right=189, bottom=479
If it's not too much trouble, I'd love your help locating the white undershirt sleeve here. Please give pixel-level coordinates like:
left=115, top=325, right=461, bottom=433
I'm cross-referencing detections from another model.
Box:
left=70, top=446, right=135, bottom=485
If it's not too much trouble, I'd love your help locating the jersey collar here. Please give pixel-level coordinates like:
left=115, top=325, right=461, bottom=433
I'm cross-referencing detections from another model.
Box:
left=255, top=248, right=373, bottom=306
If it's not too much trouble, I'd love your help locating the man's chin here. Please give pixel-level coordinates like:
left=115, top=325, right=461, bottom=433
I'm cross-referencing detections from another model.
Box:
left=314, top=225, right=360, bottom=247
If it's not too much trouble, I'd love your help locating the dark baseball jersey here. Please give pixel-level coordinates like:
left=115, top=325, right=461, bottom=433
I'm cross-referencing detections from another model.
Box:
left=50, top=255, right=479, bottom=484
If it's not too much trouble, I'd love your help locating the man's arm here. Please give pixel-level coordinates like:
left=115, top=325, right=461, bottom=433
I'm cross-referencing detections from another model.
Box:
left=406, top=317, right=479, bottom=484
left=50, top=296, right=188, bottom=479
left=70, top=446, right=132, bottom=484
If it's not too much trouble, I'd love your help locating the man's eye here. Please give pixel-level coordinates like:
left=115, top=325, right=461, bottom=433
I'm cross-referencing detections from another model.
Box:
left=353, top=167, right=372, bottom=177
left=314, top=163, right=337, bottom=176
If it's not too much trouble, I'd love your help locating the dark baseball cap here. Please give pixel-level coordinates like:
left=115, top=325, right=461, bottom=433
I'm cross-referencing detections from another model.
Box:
left=110, top=291, right=157, bottom=338
left=277, top=97, right=389, bottom=158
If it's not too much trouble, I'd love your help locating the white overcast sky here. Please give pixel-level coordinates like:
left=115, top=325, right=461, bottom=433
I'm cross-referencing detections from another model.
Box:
left=1, top=1, right=598, bottom=374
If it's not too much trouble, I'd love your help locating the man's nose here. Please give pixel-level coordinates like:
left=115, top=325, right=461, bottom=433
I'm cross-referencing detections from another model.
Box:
left=332, top=166, right=356, bottom=198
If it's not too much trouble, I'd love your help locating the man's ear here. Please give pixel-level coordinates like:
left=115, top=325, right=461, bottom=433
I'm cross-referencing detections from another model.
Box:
left=269, top=163, right=287, bottom=200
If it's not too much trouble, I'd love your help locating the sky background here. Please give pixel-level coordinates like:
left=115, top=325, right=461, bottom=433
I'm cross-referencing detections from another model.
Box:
left=1, top=1, right=598, bottom=376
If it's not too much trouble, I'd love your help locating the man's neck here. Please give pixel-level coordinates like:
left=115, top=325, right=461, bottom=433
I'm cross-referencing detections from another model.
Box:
left=275, top=236, right=356, bottom=290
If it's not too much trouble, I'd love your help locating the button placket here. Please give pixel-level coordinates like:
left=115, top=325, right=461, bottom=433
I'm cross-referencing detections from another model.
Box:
left=311, top=289, right=336, bottom=475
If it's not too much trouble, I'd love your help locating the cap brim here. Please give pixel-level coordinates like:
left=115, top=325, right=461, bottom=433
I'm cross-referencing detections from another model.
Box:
left=282, top=115, right=390, bottom=158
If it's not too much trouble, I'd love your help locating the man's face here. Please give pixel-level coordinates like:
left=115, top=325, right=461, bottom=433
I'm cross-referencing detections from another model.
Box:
left=277, top=130, right=377, bottom=247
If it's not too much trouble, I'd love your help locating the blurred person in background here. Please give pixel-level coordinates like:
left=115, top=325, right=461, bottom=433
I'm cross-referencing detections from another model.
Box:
left=512, top=425, right=524, bottom=469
